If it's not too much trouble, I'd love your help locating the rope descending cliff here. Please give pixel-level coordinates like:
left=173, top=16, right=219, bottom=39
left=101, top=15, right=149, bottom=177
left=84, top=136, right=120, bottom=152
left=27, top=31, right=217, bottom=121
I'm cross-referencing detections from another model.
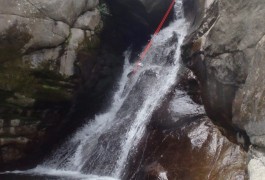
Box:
left=132, top=0, right=176, bottom=74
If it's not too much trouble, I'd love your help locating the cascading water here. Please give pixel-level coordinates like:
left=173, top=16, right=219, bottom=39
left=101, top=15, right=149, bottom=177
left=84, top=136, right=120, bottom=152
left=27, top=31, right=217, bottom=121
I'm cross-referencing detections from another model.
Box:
left=3, top=1, right=188, bottom=179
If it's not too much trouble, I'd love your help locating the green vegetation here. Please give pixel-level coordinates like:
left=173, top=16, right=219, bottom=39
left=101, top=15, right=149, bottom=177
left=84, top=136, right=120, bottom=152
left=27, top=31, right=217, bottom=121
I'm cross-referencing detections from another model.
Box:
left=98, top=3, right=112, bottom=16
left=0, top=48, right=72, bottom=122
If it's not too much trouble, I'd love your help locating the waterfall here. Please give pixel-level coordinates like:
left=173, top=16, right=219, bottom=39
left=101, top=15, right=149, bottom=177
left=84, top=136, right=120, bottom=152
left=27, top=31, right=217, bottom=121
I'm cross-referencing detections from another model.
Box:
left=5, top=1, right=188, bottom=179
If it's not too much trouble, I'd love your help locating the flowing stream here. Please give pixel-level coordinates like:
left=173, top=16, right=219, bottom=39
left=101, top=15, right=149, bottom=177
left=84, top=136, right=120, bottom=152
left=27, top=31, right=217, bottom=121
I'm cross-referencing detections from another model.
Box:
left=3, top=1, right=188, bottom=179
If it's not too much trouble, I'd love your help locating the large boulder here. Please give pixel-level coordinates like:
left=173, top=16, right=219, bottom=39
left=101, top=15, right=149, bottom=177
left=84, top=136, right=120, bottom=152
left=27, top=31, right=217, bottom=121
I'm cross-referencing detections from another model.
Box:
left=182, top=0, right=265, bottom=130
left=182, top=0, right=265, bottom=178
left=233, top=34, right=265, bottom=148
left=0, top=0, right=101, bottom=76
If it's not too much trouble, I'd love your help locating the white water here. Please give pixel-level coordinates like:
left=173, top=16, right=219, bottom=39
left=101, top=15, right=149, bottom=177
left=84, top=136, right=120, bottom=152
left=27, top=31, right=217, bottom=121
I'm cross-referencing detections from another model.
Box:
left=4, top=1, right=188, bottom=179
left=4, top=168, right=117, bottom=180
left=170, top=90, right=205, bottom=117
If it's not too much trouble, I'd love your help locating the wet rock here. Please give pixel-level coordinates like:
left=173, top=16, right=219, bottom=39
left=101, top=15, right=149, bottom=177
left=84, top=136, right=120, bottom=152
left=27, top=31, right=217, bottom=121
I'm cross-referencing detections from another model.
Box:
left=126, top=116, right=247, bottom=180
left=124, top=84, right=247, bottom=179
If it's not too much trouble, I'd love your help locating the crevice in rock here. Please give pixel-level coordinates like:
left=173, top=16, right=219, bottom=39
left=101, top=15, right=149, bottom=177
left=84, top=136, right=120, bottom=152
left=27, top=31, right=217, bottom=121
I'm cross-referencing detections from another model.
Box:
left=26, top=0, right=51, bottom=20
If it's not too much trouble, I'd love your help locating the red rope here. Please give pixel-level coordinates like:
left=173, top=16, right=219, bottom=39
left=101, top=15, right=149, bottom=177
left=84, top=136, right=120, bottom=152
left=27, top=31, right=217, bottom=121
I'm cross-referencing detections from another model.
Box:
left=132, top=0, right=176, bottom=74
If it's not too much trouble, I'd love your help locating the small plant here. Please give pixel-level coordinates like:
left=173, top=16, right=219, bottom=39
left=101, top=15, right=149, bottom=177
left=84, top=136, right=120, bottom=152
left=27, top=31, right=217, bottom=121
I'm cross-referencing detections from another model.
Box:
left=98, top=3, right=112, bottom=16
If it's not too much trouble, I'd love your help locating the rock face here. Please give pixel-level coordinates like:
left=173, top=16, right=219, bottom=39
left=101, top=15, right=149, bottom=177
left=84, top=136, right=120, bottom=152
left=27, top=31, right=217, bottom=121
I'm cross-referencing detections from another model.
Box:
left=233, top=30, right=265, bottom=148
left=182, top=0, right=265, bottom=178
left=0, top=0, right=101, bottom=169
left=182, top=0, right=246, bottom=127
left=0, top=0, right=101, bottom=76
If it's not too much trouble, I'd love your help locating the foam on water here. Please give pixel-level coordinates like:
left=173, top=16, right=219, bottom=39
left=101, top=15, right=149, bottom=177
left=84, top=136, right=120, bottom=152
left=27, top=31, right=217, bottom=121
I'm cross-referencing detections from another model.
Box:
left=170, top=90, right=205, bottom=116
left=3, top=167, right=118, bottom=180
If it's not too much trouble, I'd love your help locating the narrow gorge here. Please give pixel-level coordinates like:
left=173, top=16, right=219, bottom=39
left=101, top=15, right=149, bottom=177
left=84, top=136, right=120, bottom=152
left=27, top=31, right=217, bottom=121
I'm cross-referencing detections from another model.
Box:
left=0, top=0, right=264, bottom=180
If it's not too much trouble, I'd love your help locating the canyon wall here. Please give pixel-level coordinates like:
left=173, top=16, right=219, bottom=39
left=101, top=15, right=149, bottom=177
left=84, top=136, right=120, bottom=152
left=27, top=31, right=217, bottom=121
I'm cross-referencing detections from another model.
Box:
left=182, top=0, right=265, bottom=178
left=0, top=0, right=101, bottom=169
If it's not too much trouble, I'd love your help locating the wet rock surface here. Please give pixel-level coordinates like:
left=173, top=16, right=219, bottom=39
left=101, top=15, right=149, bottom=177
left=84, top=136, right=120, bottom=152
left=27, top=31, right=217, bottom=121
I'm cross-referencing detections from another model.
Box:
left=129, top=117, right=247, bottom=180
left=123, top=73, right=247, bottom=180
